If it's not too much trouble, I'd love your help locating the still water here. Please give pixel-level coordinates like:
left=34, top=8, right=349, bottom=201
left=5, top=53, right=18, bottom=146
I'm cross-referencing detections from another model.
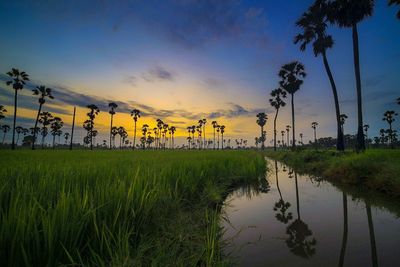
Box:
left=222, top=158, right=400, bottom=267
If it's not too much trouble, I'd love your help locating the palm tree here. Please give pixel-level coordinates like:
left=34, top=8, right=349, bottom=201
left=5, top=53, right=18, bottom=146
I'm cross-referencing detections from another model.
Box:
left=64, top=132, right=70, bottom=145
left=84, top=104, right=100, bottom=150
left=169, top=126, right=176, bottom=149
left=130, top=109, right=140, bottom=150
left=339, top=192, right=348, bottom=267
left=197, top=119, right=203, bottom=149
left=299, top=133, right=304, bottom=145
left=1, top=125, right=10, bottom=144
left=281, top=130, right=286, bottom=147
left=15, top=126, right=24, bottom=146
left=325, top=0, right=374, bottom=152
left=339, top=114, right=348, bottom=133
left=108, top=103, right=118, bottom=150
left=202, top=118, right=207, bottom=149
left=220, top=125, right=225, bottom=149
left=187, top=136, right=192, bottom=149
left=389, top=0, right=400, bottom=19
left=256, top=113, right=268, bottom=150
left=141, top=124, right=149, bottom=149
left=366, top=200, right=378, bottom=267
left=279, top=62, right=306, bottom=150
left=216, top=125, right=221, bottom=149
left=5, top=68, right=29, bottom=149
left=111, top=126, right=118, bottom=148
left=157, top=119, right=164, bottom=149
left=211, top=121, right=218, bottom=149
left=311, top=122, right=318, bottom=145
left=269, top=88, right=287, bottom=151
left=0, top=105, right=7, bottom=121
left=383, top=110, right=398, bottom=148
left=31, top=85, right=54, bottom=150
left=295, top=1, right=344, bottom=151
left=117, top=126, right=127, bottom=149
left=50, top=117, right=63, bottom=148
left=39, top=111, right=53, bottom=148
left=286, top=125, right=291, bottom=147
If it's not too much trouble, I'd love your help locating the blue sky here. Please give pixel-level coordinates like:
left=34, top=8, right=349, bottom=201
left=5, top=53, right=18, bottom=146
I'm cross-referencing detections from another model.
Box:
left=0, top=0, right=399, bottom=145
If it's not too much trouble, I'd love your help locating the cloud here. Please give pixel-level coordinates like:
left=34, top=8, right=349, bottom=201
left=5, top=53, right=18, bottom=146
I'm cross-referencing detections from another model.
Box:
left=142, top=66, right=174, bottom=82
left=122, top=75, right=137, bottom=87
left=208, top=103, right=269, bottom=119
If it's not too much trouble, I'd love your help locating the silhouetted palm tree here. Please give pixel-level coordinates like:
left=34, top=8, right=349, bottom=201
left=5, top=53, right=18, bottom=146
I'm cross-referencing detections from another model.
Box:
left=15, top=126, right=24, bottom=146
left=220, top=125, right=225, bottom=149
left=389, top=0, right=400, bottom=19
left=141, top=124, right=149, bottom=149
left=325, top=0, right=374, bottom=152
left=286, top=125, right=291, bottom=147
left=84, top=104, right=100, bottom=150
left=31, top=85, right=54, bottom=150
left=270, top=88, right=287, bottom=151
left=117, top=126, right=127, bottom=149
left=365, top=200, right=378, bottom=267
left=383, top=110, right=398, bottom=148
left=256, top=113, right=268, bottom=150
left=311, top=122, right=318, bottom=145
left=39, top=111, right=53, bottom=148
left=157, top=119, right=164, bottom=149
left=363, top=124, right=370, bottom=147
left=339, top=114, right=348, bottom=133
left=64, top=132, right=70, bottom=145
left=169, top=126, right=176, bottom=149
left=50, top=117, right=63, bottom=148
left=279, top=62, right=306, bottom=150
left=130, top=109, right=140, bottom=150
left=111, top=126, right=118, bottom=148
left=202, top=118, right=207, bottom=149
left=211, top=121, right=218, bottom=149
left=1, top=125, right=10, bottom=144
left=5, top=68, right=29, bottom=149
left=299, top=133, right=304, bottom=145
left=273, top=160, right=293, bottom=224
left=0, top=105, right=7, bottom=121
left=108, top=102, right=118, bottom=150
left=216, top=125, right=221, bottom=149
left=281, top=130, right=286, bottom=147
left=295, top=1, right=344, bottom=151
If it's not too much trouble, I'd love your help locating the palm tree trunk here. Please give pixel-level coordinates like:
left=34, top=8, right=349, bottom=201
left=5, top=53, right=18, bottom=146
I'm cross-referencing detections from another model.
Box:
left=203, top=125, right=206, bottom=150
left=261, top=126, right=265, bottom=150
left=213, top=129, right=216, bottom=150
left=11, top=90, right=17, bottom=150
left=352, top=23, right=365, bottom=152
left=291, top=93, right=296, bottom=149
left=109, top=115, right=113, bottom=150
left=322, top=51, right=345, bottom=151
left=366, top=202, right=378, bottom=267
left=69, top=106, right=75, bottom=150
left=273, top=109, right=279, bottom=151
left=339, top=192, right=348, bottom=267
left=32, top=103, right=42, bottom=150
left=133, top=121, right=137, bottom=150
left=294, top=172, right=300, bottom=219
left=221, top=133, right=224, bottom=149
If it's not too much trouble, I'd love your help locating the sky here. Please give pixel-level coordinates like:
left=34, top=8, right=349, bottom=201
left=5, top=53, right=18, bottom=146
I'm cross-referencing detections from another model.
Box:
left=0, top=0, right=399, bottom=146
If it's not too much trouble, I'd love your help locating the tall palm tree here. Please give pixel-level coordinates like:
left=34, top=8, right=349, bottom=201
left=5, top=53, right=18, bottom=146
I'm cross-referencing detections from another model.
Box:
left=202, top=118, right=207, bottom=149
left=130, top=109, right=140, bottom=150
left=0, top=105, right=7, bottom=121
left=216, top=125, right=221, bottom=149
left=211, top=121, right=218, bottom=150
left=108, top=103, right=118, bottom=150
left=311, top=122, right=318, bottom=145
left=157, top=119, right=164, bottom=149
left=5, top=68, right=29, bottom=150
left=50, top=117, right=63, bottom=148
left=169, top=126, right=176, bottom=149
left=279, top=62, right=306, bottom=150
left=338, top=192, right=348, bottom=267
left=295, top=1, right=344, bottom=151
left=141, top=124, right=149, bottom=150
left=383, top=110, right=398, bottom=148
left=31, top=85, right=54, bottom=150
left=366, top=200, right=378, bottom=267
left=389, top=0, right=400, bottom=19
left=256, top=113, right=268, bottom=150
left=220, top=125, right=225, bottom=149
left=325, top=0, right=375, bottom=152
left=84, top=104, right=100, bottom=150
left=197, top=119, right=203, bottom=149
left=39, top=111, right=53, bottom=149
left=269, top=88, right=287, bottom=151
left=1, top=125, right=10, bottom=144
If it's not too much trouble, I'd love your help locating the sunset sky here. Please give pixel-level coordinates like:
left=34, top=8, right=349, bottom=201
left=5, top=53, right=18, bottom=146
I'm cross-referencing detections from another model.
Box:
left=0, top=0, right=399, bottom=146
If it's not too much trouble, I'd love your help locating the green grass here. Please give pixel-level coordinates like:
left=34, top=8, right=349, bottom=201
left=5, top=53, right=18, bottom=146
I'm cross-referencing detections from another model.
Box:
left=0, top=150, right=266, bottom=267
left=266, top=149, right=400, bottom=197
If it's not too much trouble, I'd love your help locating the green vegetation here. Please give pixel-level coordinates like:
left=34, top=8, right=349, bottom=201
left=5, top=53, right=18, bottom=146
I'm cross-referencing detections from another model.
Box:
left=266, top=149, right=400, bottom=197
left=0, top=150, right=266, bottom=266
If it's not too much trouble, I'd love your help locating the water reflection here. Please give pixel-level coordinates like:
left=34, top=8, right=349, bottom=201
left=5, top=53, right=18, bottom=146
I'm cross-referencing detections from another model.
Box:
left=223, top=158, right=400, bottom=267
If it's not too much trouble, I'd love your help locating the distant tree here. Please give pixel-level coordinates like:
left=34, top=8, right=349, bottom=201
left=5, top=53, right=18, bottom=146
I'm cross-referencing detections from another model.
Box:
left=256, top=113, right=268, bottom=150
left=15, top=126, right=24, bottom=146
left=187, top=136, right=192, bottom=149
left=363, top=124, right=370, bottom=147
left=286, top=125, right=291, bottom=148
left=281, top=130, right=286, bottom=147
left=1, top=125, right=10, bottom=144
left=64, top=132, right=70, bottom=145
left=108, top=102, right=118, bottom=150
left=383, top=110, right=398, bottom=148
left=295, top=1, right=344, bottom=151
left=50, top=117, right=63, bottom=148
left=202, top=118, right=207, bottom=149
left=111, top=126, right=118, bottom=148
left=130, top=109, right=140, bottom=150
left=169, top=126, right=176, bottom=149
left=279, top=62, right=306, bottom=149
left=269, top=88, right=287, bottom=151
left=311, top=122, right=318, bottom=145
left=156, top=119, right=164, bottom=149
left=220, top=125, right=226, bottom=149
left=389, top=0, right=400, bottom=19
left=117, top=126, right=127, bottom=149
left=31, top=85, right=54, bottom=150
left=216, top=125, right=221, bottom=149
left=211, top=121, right=218, bottom=150
left=0, top=105, right=7, bottom=121
left=299, top=133, right=304, bottom=145
left=339, top=114, right=348, bottom=133
left=5, top=68, right=29, bottom=149
left=325, top=0, right=375, bottom=152
left=162, top=123, right=169, bottom=149
left=141, top=124, right=149, bottom=149
left=84, top=104, right=100, bottom=150
left=39, top=112, right=54, bottom=148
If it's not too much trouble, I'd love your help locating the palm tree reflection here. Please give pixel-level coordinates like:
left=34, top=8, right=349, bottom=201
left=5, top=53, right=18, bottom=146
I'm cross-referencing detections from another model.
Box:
left=285, top=172, right=316, bottom=259
left=339, top=192, right=348, bottom=267
left=273, top=160, right=293, bottom=224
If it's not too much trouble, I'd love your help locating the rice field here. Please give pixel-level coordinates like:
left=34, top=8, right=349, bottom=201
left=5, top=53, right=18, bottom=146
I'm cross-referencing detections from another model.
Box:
left=0, top=150, right=266, bottom=267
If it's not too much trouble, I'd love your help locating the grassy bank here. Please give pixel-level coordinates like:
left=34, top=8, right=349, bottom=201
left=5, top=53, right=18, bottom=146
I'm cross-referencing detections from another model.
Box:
left=0, top=150, right=266, bottom=267
left=266, top=149, right=400, bottom=198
